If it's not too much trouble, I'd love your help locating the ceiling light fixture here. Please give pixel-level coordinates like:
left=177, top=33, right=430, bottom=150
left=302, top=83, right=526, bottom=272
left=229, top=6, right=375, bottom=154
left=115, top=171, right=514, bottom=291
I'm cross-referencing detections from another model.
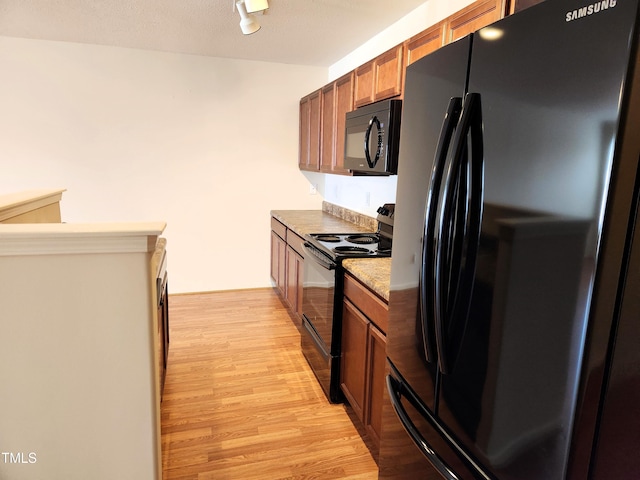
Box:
left=235, top=0, right=260, bottom=35
left=244, top=0, right=269, bottom=13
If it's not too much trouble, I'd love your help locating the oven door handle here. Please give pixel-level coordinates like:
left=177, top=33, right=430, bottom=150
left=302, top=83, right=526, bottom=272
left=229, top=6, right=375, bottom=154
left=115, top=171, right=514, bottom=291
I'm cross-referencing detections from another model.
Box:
left=303, top=242, right=336, bottom=270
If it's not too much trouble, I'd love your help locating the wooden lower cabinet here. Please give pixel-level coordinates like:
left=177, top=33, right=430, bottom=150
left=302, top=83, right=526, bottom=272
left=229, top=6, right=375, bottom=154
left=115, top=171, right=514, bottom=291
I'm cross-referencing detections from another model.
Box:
left=366, top=322, right=386, bottom=447
left=341, top=299, right=370, bottom=421
left=270, top=217, right=305, bottom=327
left=270, top=230, right=286, bottom=296
left=341, top=273, right=388, bottom=452
left=286, top=245, right=304, bottom=324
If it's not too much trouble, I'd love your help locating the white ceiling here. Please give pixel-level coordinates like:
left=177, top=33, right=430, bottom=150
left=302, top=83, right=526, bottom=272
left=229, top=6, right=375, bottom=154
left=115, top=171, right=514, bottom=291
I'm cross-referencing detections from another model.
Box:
left=0, top=0, right=428, bottom=67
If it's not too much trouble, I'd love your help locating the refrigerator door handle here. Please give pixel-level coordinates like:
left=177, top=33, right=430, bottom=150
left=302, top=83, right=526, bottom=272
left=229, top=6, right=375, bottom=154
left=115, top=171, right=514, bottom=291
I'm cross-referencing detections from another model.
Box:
left=434, top=92, right=484, bottom=375
left=420, top=97, right=463, bottom=364
left=386, top=373, right=463, bottom=480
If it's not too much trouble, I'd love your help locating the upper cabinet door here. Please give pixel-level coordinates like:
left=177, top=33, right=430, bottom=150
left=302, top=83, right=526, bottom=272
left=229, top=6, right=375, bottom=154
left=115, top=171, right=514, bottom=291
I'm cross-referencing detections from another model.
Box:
left=444, top=0, right=508, bottom=43
left=354, top=45, right=404, bottom=108
left=320, top=82, right=336, bottom=173
left=333, top=72, right=354, bottom=173
left=320, top=72, right=354, bottom=174
left=354, top=61, right=375, bottom=108
left=298, top=96, right=310, bottom=170
left=374, top=44, right=404, bottom=102
left=404, top=22, right=445, bottom=67
left=299, top=90, right=321, bottom=171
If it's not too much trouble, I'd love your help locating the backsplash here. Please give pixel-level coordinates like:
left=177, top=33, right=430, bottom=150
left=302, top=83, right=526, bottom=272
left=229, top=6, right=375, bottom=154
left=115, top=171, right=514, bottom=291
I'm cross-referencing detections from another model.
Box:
left=322, top=201, right=377, bottom=231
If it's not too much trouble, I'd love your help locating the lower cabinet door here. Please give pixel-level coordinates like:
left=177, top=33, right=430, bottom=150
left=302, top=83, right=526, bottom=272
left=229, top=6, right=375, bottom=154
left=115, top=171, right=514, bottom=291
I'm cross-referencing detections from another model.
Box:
left=341, top=298, right=370, bottom=421
left=342, top=274, right=389, bottom=453
left=286, top=245, right=304, bottom=326
left=270, top=231, right=286, bottom=295
left=366, top=323, right=386, bottom=448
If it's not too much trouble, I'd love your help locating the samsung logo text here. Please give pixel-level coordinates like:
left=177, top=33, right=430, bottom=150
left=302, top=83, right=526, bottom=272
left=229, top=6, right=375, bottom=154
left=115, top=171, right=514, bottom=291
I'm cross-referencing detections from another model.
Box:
left=566, top=0, right=617, bottom=21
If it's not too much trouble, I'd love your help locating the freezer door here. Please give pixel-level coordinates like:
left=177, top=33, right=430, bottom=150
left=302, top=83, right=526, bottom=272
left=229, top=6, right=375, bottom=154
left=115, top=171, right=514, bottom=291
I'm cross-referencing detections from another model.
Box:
left=436, top=0, right=640, bottom=479
left=380, top=361, right=482, bottom=480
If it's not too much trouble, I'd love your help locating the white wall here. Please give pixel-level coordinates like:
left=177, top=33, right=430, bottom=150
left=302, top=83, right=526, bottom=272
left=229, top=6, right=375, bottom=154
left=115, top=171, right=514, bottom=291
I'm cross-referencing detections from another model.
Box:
left=0, top=0, right=477, bottom=293
left=0, top=36, right=326, bottom=293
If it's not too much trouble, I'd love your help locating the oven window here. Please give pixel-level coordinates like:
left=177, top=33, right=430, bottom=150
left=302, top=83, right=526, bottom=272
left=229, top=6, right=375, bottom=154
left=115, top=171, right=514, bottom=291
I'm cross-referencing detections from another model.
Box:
left=302, top=257, right=336, bottom=351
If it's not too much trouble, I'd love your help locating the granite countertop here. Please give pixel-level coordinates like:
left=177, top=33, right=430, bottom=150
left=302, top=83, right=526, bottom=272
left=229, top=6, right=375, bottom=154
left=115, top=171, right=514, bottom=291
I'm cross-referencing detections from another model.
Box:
left=270, top=210, right=375, bottom=236
left=342, top=257, right=391, bottom=302
left=271, top=207, right=390, bottom=303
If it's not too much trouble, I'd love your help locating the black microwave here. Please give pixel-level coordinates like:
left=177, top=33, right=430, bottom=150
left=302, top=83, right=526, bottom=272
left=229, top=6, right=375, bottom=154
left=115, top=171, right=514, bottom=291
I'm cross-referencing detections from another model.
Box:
left=344, top=99, right=402, bottom=175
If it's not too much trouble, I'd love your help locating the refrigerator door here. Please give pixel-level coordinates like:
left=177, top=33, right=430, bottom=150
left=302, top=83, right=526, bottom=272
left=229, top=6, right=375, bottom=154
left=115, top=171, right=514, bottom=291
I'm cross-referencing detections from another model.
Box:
left=590, top=187, right=640, bottom=479
left=435, top=1, right=639, bottom=479
left=380, top=37, right=471, bottom=478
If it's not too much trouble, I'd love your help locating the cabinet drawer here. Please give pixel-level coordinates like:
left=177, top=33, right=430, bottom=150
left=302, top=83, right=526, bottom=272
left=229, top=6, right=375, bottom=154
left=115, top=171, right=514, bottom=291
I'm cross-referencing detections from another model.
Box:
left=343, top=273, right=388, bottom=333
left=286, top=229, right=306, bottom=257
left=271, top=217, right=287, bottom=239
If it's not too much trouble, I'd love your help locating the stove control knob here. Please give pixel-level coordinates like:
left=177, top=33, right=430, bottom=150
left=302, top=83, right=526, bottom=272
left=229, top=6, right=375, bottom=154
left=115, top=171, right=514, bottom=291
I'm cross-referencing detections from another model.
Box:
left=377, top=206, right=390, bottom=216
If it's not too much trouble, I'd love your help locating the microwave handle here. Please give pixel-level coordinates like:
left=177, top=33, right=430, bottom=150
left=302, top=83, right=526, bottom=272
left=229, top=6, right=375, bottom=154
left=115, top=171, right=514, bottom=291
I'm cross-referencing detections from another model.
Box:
left=364, top=116, right=382, bottom=168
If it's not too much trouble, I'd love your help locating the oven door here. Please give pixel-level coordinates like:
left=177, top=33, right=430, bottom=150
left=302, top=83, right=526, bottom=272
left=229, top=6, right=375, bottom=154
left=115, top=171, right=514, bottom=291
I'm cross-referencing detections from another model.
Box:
left=300, top=242, right=342, bottom=402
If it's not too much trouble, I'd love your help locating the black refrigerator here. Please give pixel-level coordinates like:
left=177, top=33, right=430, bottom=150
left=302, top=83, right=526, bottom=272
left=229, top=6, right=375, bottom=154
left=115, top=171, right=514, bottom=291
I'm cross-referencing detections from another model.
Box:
left=379, top=0, right=640, bottom=479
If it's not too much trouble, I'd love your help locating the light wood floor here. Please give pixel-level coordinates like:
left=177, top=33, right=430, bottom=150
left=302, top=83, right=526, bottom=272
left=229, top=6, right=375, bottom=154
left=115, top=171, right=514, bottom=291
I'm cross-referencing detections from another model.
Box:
left=161, top=288, right=379, bottom=479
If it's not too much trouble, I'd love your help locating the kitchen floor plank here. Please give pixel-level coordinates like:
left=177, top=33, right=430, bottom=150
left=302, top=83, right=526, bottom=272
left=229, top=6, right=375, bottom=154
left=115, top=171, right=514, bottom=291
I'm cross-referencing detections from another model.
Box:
left=161, top=289, right=378, bottom=479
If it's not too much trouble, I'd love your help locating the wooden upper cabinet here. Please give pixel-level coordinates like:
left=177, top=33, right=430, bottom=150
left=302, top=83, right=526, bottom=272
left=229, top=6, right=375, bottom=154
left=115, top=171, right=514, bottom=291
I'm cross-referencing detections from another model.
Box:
left=354, top=44, right=404, bottom=108
left=374, top=44, right=404, bottom=102
left=298, top=96, right=310, bottom=170
left=334, top=73, right=354, bottom=173
left=404, top=22, right=445, bottom=67
left=320, top=83, right=336, bottom=173
left=320, top=72, right=354, bottom=174
left=329, top=72, right=354, bottom=173
left=510, top=0, right=546, bottom=14
left=308, top=90, right=321, bottom=171
left=354, top=61, right=375, bottom=108
left=298, top=0, right=513, bottom=175
left=299, top=89, right=321, bottom=171
left=444, top=0, right=508, bottom=43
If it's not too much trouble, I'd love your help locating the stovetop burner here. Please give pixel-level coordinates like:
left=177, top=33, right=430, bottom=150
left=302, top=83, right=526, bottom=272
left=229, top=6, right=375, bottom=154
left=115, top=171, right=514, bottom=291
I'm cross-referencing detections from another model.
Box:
left=305, top=232, right=390, bottom=260
left=315, top=234, right=341, bottom=243
left=346, top=234, right=378, bottom=245
left=334, top=246, right=371, bottom=254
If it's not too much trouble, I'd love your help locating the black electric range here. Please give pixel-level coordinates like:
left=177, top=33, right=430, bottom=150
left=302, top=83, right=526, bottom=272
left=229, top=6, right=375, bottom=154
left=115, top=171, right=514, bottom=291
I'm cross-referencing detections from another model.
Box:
left=300, top=205, right=394, bottom=403
left=305, top=232, right=391, bottom=262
